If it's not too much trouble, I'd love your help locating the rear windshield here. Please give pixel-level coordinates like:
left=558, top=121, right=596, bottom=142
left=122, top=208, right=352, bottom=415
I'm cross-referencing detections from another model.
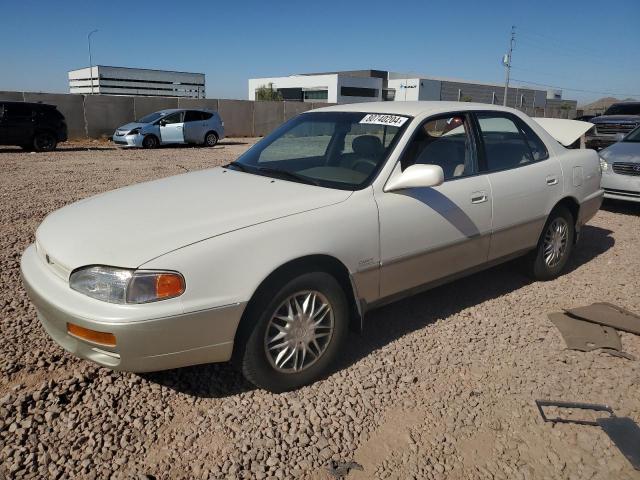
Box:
left=604, top=104, right=640, bottom=116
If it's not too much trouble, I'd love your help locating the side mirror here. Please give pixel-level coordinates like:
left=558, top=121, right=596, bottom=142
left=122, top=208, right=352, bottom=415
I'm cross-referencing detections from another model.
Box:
left=614, top=132, right=625, bottom=142
left=159, top=120, right=167, bottom=126
left=384, top=164, right=445, bottom=192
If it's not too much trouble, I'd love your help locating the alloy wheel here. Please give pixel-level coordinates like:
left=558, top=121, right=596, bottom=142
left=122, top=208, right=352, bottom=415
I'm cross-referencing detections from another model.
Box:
left=264, top=290, right=334, bottom=373
left=543, top=217, right=569, bottom=268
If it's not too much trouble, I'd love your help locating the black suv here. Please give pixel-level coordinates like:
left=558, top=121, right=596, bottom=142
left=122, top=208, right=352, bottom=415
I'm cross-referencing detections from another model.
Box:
left=0, top=102, right=68, bottom=151
left=586, top=102, right=640, bottom=150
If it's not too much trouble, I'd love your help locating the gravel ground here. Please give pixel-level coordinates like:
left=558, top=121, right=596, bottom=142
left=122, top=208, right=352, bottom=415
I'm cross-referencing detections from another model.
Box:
left=1, top=140, right=639, bottom=480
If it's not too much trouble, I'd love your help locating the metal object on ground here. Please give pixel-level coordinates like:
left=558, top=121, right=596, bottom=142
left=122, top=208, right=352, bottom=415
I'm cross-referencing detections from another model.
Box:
left=565, top=302, right=640, bottom=335
left=536, top=400, right=640, bottom=471
left=326, top=460, right=364, bottom=478
left=548, top=312, right=622, bottom=353
left=597, top=417, right=640, bottom=471
left=535, top=399, right=614, bottom=426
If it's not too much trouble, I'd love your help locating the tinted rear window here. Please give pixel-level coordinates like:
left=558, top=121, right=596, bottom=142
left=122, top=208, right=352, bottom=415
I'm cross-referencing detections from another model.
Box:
left=604, top=104, right=640, bottom=115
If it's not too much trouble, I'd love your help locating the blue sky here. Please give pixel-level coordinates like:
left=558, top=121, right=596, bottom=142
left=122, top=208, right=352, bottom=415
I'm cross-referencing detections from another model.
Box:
left=1, top=0, right=638, bottom=105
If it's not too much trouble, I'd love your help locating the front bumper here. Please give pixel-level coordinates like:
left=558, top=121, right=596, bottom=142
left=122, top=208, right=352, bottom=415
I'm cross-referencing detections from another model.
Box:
left=601, top=171, right=640, bottom=203
left=20, top=245, right=246, bottom=372
left=112, top=133, right=144, bottom=148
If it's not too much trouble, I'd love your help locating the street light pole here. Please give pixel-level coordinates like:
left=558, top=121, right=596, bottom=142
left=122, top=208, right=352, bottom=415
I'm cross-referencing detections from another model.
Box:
left=503, top=26, right=515, bottom=106
left=87, top=30, right=98, bottom=94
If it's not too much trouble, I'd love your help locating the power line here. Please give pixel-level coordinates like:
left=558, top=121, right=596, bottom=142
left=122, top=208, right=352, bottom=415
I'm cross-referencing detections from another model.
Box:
left=510, top=78, right=640, bottom=98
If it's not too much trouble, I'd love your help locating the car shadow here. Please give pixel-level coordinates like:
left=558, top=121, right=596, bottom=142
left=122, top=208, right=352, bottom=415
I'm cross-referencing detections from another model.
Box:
left=601, top=198, right=640, bottom=216
left=142, top=224, right=614, bottom=398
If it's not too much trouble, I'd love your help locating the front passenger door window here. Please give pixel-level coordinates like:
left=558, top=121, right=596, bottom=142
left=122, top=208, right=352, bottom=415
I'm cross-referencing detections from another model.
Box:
left=400, top=114, right=475, bottom=180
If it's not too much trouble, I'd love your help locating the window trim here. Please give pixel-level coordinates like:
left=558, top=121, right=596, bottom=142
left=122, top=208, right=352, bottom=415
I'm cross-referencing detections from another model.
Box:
left=472, top=111, right=549, bottom=174
left=395, top=111, right=481, bottom=183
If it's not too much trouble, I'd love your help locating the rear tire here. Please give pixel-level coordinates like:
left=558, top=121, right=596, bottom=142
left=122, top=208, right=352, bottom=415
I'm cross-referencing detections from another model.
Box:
left=142, top=135, right=159, bottom=149
left=204, top=131, right=218, bottom=147
left=32, top=132, right=57, bottom=152
left=526, top=206, right=575, bottom=281
left=236, top=272, right=349, bottom=392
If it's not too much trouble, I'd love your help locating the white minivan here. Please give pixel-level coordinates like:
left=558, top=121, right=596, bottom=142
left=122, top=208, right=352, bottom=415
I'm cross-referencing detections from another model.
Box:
left=112, top=109, right=224, bottom=148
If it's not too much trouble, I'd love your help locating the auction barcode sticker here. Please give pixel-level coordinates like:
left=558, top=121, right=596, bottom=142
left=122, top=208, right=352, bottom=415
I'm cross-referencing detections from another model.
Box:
left=359, top=114, right=409, bottom=127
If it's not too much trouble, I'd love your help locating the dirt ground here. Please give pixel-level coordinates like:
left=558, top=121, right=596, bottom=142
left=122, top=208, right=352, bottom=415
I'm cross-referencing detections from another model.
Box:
left=1, top=140, right=639, bottom=479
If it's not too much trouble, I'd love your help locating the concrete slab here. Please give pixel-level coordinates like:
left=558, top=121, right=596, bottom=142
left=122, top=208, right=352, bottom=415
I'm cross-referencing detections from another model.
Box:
left=253, top=101, right=284, bottom=136
left=133, top=96, right=179, bottom=120
left=84, top=95, right=135, bottom=138
left=217, top=99, right=253, bottom=137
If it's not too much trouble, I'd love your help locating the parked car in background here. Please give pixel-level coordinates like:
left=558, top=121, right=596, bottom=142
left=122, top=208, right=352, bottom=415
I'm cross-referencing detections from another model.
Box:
left=586, top=102, right=640, bottom=150
left=113, top=109, right=224, bottom=148
left=574, top=114, right=598, bottom=123
left=22, top=102, right=603, bottom=392
left=0, top=102, right=67, bottom=152
left=599, top=124, right=640, bottom=203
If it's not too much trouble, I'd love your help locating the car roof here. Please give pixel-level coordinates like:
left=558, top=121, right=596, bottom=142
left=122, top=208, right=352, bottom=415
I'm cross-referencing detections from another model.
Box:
left=156, top=108, right=217, bottom=114
left=310, top=101, right=526, bottom=117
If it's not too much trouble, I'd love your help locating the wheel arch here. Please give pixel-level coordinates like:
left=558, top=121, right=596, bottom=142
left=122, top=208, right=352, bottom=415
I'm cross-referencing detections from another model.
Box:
left=204, top=130, right=219, bottom=143
left=551, top=196, right=580, bottom=242
left=232, top=254, right=362, bottom=358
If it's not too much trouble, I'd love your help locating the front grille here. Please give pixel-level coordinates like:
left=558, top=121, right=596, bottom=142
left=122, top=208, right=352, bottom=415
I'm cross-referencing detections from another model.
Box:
left=113, top=139, right=127, bottom=145
left=612, top=162, right=640, bottom=176
left=595, top=123, right=638, bottom=135
left=604, top=188, right=640, bottom=198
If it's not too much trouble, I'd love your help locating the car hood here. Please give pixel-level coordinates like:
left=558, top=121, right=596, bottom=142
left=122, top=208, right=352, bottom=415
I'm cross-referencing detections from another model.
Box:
left=600, top=141, right=640, bottom=163
left=115, top=122, right=146, bottom=133
left=591, top=115, right=640, bottom=124
left=36, top=168, right=352, bottom=272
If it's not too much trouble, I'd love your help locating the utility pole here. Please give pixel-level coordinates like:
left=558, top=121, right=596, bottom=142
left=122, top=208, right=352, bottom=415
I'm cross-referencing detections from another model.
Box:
left=502, top=26, right=515, bottom=106
left=87, top=30, right=98, bottom=94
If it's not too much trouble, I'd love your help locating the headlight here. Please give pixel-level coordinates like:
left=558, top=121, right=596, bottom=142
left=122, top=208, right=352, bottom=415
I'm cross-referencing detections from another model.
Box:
left=69, top=266, right=185, bottom=304
left=599, top=156, right=608, bottom=172
left=128, top=128, right=141, bottom=136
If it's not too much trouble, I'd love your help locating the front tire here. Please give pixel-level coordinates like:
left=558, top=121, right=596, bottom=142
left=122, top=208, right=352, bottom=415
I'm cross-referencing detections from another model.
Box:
left=237, top=272, right=349, bottom=392
left=142, top=135, right=159, bottom=149
left=32, top=132, right=57, bottom=152
left=527, top=206, right=575, bottom=281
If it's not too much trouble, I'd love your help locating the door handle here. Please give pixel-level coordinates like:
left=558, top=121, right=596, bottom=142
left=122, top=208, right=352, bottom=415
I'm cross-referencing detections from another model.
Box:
left=546, top=176, right=559, bottom=186
left=471, top=191, right=488, bottom=204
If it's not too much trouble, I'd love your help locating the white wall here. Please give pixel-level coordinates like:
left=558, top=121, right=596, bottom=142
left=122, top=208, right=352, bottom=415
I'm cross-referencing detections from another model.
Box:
left=248, top=74, right=382, bottom=104
left=248, top=75, right=338, bottom=102
left=387, top=78, right=441, bottom=101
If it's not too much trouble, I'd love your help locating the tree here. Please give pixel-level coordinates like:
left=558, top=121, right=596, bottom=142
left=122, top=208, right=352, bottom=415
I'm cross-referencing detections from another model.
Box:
left=255, top=83, right=283, bottom=101
left=461, top=95, right=473, bottom=102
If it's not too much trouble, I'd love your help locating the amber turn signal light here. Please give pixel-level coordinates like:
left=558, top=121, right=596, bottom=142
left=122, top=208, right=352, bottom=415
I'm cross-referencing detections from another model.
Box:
left=67, top=323, right=116, bottom=347
left=155, top=273, right=185, bottom=299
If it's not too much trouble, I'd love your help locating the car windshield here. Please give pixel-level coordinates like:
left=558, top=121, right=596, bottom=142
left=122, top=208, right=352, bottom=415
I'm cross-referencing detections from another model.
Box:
left=232, top=111, right=410, bottom=190
left=136, top=112, right=164, bottom=123
left=624, top=125, right=640, bottom=142
left=604, top=104, right=640, bottom=116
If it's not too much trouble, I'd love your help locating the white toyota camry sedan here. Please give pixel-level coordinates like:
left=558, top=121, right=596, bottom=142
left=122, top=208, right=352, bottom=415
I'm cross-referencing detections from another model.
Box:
left=21, top=102, right=603, bottom=392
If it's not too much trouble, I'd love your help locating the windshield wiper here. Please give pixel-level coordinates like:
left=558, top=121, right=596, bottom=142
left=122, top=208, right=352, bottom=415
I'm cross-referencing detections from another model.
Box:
left=224, top=161, right=251, bottom=172
left=256, top=166, right=320, bottom=186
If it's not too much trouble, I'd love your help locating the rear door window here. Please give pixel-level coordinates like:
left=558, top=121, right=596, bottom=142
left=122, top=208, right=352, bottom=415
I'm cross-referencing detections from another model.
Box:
left=476, top=114, right=534, bottom=171
left=184, top=111, right=203, bottom=122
